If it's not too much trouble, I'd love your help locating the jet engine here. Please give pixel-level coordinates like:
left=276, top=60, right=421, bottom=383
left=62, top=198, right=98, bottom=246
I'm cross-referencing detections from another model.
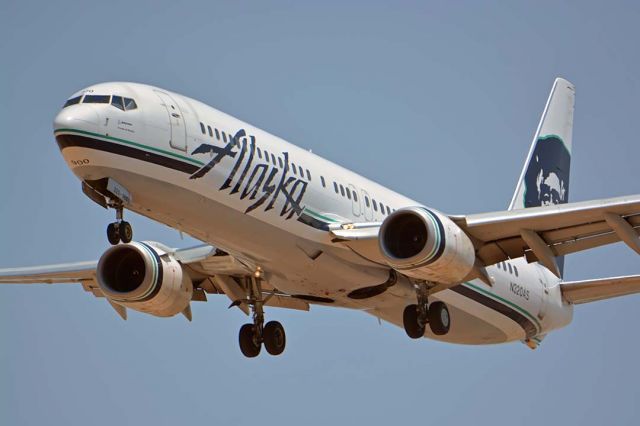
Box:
left=96, top=241, right=193, bottom=317
left=379, top=207, right=476, bottom=284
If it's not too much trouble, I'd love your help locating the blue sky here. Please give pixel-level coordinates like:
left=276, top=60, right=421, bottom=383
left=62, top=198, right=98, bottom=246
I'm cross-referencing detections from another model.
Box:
left=2, top=1, right=640, bottom=424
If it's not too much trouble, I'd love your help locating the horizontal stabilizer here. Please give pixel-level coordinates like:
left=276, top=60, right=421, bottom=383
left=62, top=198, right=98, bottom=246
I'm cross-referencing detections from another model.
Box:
left=561, top=275, right=640, bottom=304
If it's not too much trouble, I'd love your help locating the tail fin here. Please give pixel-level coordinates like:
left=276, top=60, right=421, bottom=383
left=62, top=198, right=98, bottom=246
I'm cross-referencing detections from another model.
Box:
left=509, top=77, right=575, bottom=276
left=510, top=78, right=575, bottom=210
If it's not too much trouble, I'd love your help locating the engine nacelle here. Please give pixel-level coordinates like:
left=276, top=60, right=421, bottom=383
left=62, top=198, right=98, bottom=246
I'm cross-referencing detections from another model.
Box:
left=96, top=241, right=193, bottom=317
left=379, top=207, right=476, bottom=284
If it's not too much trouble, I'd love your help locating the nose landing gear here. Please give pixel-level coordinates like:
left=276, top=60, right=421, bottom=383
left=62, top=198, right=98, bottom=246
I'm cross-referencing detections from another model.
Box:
left=402, top=282, right=450, bottom=338
left=106, top=203, right=133, bottom=245
left=238, top=270, right=287, bottom=358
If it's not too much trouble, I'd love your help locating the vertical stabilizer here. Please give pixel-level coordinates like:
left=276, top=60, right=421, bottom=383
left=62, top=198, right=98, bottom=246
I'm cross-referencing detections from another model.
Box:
left=509, top=78, right=575, bottom=210
left=509, top=78, right=575, bottom=278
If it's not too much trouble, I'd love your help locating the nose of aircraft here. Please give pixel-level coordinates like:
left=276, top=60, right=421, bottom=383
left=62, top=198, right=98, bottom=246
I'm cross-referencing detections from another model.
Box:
left=53, top=104, right=100, bottom=133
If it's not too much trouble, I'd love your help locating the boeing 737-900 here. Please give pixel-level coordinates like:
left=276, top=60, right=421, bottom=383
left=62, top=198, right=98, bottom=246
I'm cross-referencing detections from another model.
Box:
left=2, top=77, right=640, bottom=357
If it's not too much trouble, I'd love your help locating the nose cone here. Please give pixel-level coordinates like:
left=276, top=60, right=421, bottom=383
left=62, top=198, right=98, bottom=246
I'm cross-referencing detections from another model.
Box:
left=53, top=105, right=100, bottom=133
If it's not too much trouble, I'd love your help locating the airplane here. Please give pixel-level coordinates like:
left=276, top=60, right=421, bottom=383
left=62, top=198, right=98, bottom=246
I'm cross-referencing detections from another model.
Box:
left=2, top=77, right=640, bottom=358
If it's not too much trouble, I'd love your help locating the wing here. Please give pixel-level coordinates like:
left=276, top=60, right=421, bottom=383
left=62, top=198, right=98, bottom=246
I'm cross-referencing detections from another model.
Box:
left=0, top=261, right=97, bottom=284
left=561, top=275, right=640, bottom=304
left=0, top=244, right=309, bottom=317
left=331, top=195, right=640, bottom=278
left=453, top=194, right=640, bottom=276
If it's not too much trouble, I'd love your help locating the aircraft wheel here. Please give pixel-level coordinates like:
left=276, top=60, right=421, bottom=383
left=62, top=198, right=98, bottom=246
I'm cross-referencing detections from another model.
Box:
left=263, top=321, right=286, bottom=356
left=239, top=324, right=261, bottom=358
left=107, top=223, right=120, bottom=245
left=403, top=304, right=425, bottom=339
left=428, top=301, right=450, bottom=336
left=119, top=221, right=133, bottom=243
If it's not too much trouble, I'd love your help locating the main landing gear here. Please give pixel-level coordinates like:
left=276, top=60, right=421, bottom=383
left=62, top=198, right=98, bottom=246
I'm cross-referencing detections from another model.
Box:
left=238, top=270, right=286, bottom=358
left=402, top=282, right=451, bottom=338
left=106, top=203, right=133, bottom=245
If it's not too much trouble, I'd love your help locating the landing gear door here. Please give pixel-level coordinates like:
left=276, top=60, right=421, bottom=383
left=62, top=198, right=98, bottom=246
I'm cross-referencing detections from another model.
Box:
left=154, top=90, right=187, bottom=151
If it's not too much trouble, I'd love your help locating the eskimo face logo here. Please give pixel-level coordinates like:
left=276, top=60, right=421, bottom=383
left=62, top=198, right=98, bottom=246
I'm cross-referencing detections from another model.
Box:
left=524, top=136, right=570, bottom=207
left=189, top=129, right=308, bottom=219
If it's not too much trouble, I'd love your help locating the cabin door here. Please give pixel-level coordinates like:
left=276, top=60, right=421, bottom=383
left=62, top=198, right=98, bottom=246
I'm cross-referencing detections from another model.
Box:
left=154, top=90, right=187, bottom=151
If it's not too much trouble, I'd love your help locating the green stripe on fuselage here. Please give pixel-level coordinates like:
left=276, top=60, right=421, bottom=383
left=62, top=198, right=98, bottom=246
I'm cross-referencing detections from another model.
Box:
left=54, top=128, right=204, bottom=167
left=464, top=281, right=542, bottom=332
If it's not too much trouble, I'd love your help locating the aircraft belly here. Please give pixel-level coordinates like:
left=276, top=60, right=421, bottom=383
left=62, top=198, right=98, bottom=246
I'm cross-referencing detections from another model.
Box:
left=364, top=290, right=521, bottom=344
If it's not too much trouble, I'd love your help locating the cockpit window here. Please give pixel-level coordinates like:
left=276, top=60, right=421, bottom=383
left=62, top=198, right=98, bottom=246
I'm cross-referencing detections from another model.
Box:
left=123, top=97, right=137, bottom=111
left=63, top=96, right=82, bottom=108
left=83, top=95, right=110, bottom=104
left=111, top=96, right=125, bottom=111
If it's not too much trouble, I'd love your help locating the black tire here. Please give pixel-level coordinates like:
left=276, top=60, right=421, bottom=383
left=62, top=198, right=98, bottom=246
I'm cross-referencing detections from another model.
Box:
left=263, top=321, right=286, bottom=356
left=239, top=324, right=261, bottom=358
left=428, top=301, right=450, bottom=336
left=107, top=223, right=120, bottom=245
left=403, top=304, right=425, bottom=339
left=119, top=221, right=133, bottom=243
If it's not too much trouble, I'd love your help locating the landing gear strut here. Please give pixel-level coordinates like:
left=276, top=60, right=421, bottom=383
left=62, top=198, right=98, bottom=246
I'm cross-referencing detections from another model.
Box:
left=106, top=203, right=133, bottom=245
left=238, top=270, right=286, bottom=358
left=402, top=282, right=450, bottom=338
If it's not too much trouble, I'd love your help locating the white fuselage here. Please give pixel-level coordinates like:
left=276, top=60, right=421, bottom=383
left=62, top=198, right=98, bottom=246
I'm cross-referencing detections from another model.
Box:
left=53, top=82, right=573, bottom=346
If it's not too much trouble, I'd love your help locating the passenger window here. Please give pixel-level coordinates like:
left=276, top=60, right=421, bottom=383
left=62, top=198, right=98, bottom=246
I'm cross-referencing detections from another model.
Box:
left=83, top=95, right=110, bottom=103
left=271, top=154, right=276, bottom=165
left=340, top=185, right=345, bottom=197
left=291, top=163, right=297, bottom=175
left=123, top=98, right=137, bottom=110
left=298, top=165, right=304, bottom=176
left=514, top=266, right=519, bottom=277
left=222, top=132, right=227, bottom=143
left=321, top=176, right=326, bottom=187
left=200, top=122, right=206, bottom=134
left=372, top=200, right=378, bottom=212
left=380, top=203, right=386, bottom=214
left=508, top=263, right=513, bottom=274
left=257, top=147, right=262, bottom=159
left=334, top=182, right=339, bottom=194
left=353, top=192, right=358, bottom=202
left=365, top=196, right=370, bottom=207
left=306, top=169, right=311, bottom=180
left=111, top=96, right=125, bottom=110
left=346, top=188, right=352, bottom=200
left=278, top=157, right=283, bottom=168
left=386, top=206, right=391, bottom=215
left=63, top=96, right=82, bottom=107
left=207, top=126, right=213, bottom=137
left=215, top=129, right=220, bottom=140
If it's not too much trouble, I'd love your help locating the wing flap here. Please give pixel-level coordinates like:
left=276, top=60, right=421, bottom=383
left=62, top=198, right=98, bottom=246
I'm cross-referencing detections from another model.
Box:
left=561, top=275, right=640, bottom=304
